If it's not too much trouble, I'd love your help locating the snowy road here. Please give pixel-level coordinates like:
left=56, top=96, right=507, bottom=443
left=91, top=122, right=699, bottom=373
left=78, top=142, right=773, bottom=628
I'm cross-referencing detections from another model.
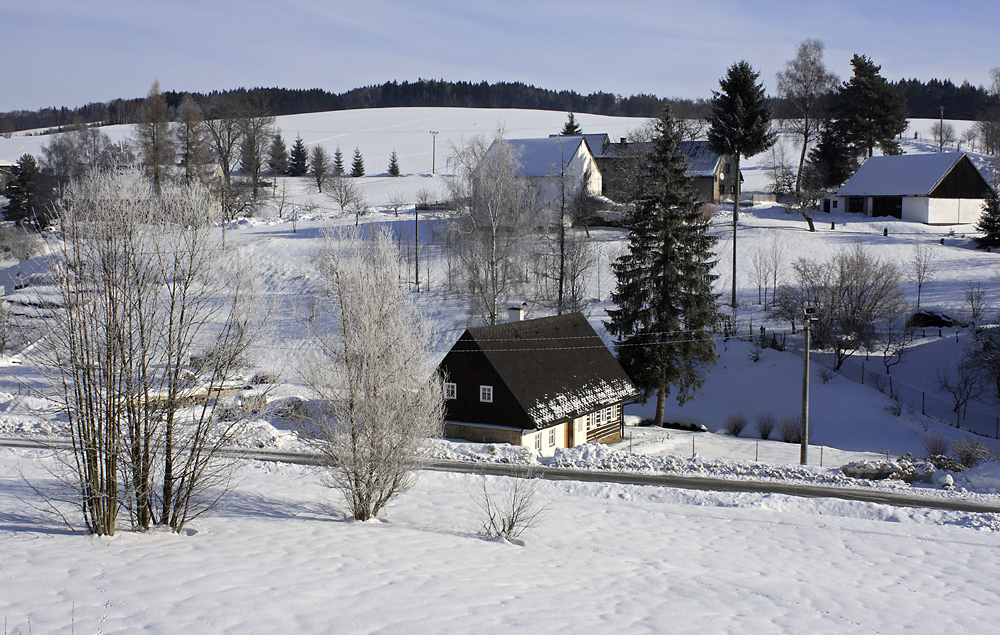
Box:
left=4, top=436, right=997, bottom=514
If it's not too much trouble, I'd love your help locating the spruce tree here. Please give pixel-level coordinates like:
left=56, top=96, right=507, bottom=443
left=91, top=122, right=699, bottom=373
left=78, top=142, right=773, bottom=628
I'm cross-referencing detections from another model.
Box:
left=707, top=60, right=776, bottom=306
left=834, top=54, right=908, bottom=158
left=976, top=186, right=1000, bottom=249
left=605, top=108, right=719, bottom=427
left=805, top=122, right=858, bottom=190
left=387, top=150, right=401, bottom=177
left=333, top=146, right=345, bottom=176
left=288, top=135, right=309, bottom=177
left=3, top=154, right=40, bottom=224
left=351, top=147, right=365, bottom=177
left=268, top=133, right=289, bottom=176
left=311, top=145, right=330, bottom=192
left=561, top=113, right=582, bottom=135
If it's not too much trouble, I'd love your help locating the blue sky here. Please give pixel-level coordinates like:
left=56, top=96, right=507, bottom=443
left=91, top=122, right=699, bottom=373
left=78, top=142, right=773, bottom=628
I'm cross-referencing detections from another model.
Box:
left=3, top=0, right=997, bottom=112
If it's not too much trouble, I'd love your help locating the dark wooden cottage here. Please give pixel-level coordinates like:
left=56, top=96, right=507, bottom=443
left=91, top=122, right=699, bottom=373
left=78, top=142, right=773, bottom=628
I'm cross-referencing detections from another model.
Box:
left=438, top=312, right=639, bottom=456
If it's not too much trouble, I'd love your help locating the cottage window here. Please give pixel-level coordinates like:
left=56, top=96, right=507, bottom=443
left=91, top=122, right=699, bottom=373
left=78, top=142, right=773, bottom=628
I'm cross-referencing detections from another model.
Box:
left=588, top=412, right=596, bottom=429
left=444, top=382, right=457, bottom=400
left=479, top=385, right=493, bottom=403
left=534, top=434, right=541, bottom=450
left=548, top=429, right=555, bottom=446
left=832, top=200, right=838, bottom=209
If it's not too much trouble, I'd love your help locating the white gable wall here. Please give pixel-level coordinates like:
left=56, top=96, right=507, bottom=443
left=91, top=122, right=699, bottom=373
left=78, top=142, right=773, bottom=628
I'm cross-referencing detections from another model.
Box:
left=531, top=144, right=602, bottom=212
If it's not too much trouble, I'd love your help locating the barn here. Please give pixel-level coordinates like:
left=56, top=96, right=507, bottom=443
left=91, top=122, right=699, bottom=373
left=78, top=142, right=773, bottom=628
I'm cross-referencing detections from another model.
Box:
left=831, top=153, right=992, bottom=224
left=438, top=311, right=639, bottom=457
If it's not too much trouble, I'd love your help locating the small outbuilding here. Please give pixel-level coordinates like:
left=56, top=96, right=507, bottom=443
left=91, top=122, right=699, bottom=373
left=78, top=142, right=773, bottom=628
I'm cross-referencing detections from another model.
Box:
left=438, top=311, right=639, bottom=456
left=596, top=138, right=737, bottom=203
left=831, top=152, right=992, bottom=224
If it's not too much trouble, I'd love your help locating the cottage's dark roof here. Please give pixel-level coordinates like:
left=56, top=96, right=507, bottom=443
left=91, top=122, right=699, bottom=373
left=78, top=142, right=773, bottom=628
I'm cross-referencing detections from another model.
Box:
left=449, top=313, right=638, bottom=428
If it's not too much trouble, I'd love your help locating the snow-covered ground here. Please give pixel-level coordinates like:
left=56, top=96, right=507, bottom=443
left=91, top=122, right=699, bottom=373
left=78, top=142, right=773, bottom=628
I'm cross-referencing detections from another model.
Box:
left=3, top=445, right=1000, bottom=633
left=2, top=107, right=1000, bottom=632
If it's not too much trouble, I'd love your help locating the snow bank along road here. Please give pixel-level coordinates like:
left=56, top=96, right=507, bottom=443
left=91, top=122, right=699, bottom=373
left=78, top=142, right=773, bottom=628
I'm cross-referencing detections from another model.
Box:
left=4, top=436, right=997, bottom=515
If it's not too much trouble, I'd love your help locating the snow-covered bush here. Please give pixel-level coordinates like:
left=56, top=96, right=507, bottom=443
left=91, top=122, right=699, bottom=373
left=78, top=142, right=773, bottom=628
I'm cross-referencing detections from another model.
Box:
left=724, top=412, right=747, bottom=436
left=755, top=411, right=775, bottom=439
left=951, top=438, right=998, bottom=468
left=840, top=456, right=935, bottom=483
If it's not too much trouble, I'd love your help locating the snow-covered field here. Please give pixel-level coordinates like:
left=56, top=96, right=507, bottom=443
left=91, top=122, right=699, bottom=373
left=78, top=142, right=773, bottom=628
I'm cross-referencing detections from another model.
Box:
left=2, top=107, right=1000, bottom=633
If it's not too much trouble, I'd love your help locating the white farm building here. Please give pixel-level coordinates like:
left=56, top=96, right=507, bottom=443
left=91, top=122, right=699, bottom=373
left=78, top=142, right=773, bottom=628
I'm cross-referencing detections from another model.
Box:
left=489, top=136, right=602, bottom=212
left=830, top=153, right=993, bottom=225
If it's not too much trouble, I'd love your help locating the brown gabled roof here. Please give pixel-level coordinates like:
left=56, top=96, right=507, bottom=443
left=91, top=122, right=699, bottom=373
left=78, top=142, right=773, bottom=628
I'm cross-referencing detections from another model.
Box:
left=449, top=313, right=638, bottom=428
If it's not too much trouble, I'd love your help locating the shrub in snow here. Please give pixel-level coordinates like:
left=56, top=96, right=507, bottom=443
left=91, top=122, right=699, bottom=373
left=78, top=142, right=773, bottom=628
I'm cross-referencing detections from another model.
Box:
left=251, top=371, right=279, bottom=385
left=922, top=432, right=949, bottom=458
left=755, top=411, right=775, bottom=439
left=819, top=367, right=834, bottom=384
left=723, top=412, right=747, bottom=436
left=951, top=438, right=998, bottom=468
left=474, top=467, right=545, bottom=544
left=779, top=415, right=801, bottom=443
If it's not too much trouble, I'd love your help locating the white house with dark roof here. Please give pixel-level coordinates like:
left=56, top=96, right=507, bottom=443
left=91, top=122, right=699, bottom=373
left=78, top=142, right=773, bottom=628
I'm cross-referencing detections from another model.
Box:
left=489, top=136, right=602, bottom=211
left=832, top=153, right=993, bottom=224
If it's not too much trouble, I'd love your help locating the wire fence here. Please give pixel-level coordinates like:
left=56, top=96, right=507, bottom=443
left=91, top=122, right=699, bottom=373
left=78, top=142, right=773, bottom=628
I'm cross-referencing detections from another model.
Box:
left=753, top=327, right=1000, bottom=440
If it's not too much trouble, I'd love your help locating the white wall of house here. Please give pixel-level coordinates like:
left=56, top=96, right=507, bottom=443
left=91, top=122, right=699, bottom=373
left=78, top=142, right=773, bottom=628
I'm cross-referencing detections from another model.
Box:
left=926, top=198, right=984, bottom=225
left=531, top=146, right=602, bottom=212
left=520, top=421, right=570, bottom=457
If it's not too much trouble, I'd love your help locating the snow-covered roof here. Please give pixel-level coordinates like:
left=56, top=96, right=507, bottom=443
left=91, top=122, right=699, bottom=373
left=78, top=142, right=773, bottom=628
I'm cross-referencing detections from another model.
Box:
left=677, top=141, right=723, bottom=178
left=550, top=133, right=610, bottom=157
left=495, top=137, right=590, bottom=177
left=836, top=152, right=981, bottom=197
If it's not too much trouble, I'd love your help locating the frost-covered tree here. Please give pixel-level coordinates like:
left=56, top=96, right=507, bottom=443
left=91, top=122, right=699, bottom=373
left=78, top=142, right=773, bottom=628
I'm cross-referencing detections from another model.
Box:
left=446, top=135, right=537, bottom=325
left=301, top=226, right=444, bottom=521
left=37, top=169, right=266, bottom=534
left=606, top=108, right=719, bottom=426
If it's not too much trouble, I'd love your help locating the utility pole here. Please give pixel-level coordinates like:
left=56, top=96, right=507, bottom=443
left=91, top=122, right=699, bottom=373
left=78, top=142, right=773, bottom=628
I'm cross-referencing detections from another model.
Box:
left=414, top=205, right=420, bottom=292
left=430, top=131, right=439, bottom=175
left=939, top=106, right=945, bottom=152
left=801, top=307, right=816, bottom=465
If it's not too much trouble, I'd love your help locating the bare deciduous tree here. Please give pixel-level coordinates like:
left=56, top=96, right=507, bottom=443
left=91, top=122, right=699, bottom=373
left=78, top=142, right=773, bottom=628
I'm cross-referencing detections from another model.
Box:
left=386, top=191, right=407, bottom=217
left=766, top=237, right=784, bottom=305
left=910, top=244, right=938, bottom=309
left=937, top=362, right=983, bottom=425
left=964, top=281, right=989, bottom=323
left=745, top=246, right=768, bottom=306
left=775, top=39, right=839, bottom=195
left=301, top=226, right=444, bottom=521
left=446, top=135, right=537, bottom=325
left=205, top=102, right=244, bottom=219
left=176, top=94, right=213, bottom=186
left=930, top=121, right=957, bottom=152
left=326, top=174, right=360, bottom=211
left=34, top=169, right=266, bottom=535
left=792, top=242, right=907, bottom=369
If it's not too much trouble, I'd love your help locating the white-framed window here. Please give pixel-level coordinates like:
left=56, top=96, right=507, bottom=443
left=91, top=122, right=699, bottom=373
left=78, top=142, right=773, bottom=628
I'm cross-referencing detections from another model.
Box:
left=588, top=412, right=596, bottom=430
left=444, top=382, right=457, bottom=400
left=534, top=434, right=542, bottom=450
left=548, top=429, right=555, bottom=446
left=832, top=199, right=838, bottom=209
left=480, top=385, right=493, bottom=403
left=605, top=406, right=614, bottom=422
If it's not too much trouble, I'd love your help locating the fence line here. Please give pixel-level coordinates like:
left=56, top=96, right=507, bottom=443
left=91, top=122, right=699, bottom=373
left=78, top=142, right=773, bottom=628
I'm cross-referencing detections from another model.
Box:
left=748, top=326, right=1000, bottom=440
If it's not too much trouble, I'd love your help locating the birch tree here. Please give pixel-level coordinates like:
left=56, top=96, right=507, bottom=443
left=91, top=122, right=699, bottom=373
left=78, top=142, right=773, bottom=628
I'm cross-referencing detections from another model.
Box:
left=446, top=135, right=537, bottom=325
left=301, top=226, right=444, bottom=521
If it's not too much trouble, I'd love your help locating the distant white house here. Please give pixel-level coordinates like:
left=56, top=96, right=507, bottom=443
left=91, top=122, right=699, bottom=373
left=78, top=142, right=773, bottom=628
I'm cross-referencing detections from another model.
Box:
left=488, top=136, right=602, bottom=212
left=831, top=153, right=993, bottom=225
